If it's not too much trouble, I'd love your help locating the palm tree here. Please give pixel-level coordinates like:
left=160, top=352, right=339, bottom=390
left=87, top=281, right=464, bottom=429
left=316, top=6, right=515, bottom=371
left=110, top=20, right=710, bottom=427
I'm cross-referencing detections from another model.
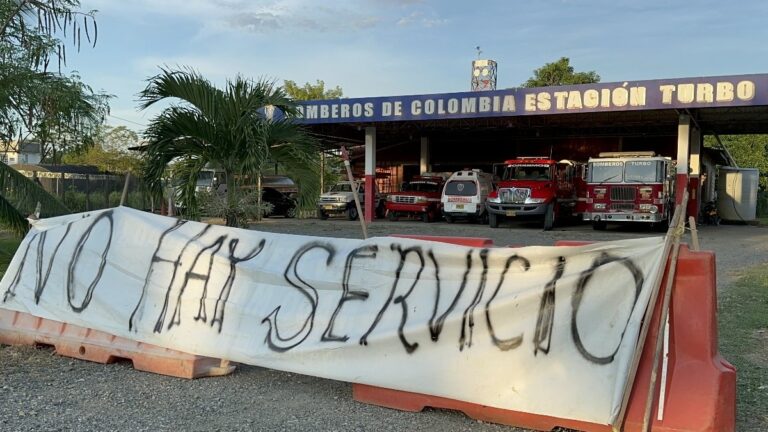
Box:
left=0, top=161, right=70, bottom=235
left=139, top=68, right=320, bottom=227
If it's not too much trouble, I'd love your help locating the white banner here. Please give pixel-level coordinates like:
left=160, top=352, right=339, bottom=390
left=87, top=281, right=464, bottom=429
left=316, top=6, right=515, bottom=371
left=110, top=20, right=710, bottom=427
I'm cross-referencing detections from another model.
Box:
left=0, top=207, right=664, bottom=425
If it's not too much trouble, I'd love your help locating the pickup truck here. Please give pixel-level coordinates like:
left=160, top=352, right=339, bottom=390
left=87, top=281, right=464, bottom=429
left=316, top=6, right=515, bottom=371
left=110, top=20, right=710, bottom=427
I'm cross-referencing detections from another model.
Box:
left=317, top=181, right=385, bottom=220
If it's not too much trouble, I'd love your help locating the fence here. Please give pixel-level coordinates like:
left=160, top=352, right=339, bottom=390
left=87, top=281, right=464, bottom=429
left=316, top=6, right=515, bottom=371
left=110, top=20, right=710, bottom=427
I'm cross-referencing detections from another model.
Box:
left=22, top=170, right=154, bottom=213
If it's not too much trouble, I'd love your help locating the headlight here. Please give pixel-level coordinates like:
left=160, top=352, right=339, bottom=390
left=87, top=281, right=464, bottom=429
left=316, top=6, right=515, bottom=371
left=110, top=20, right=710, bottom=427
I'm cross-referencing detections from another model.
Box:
left=387, top=195, right=395, bottom=202
left=415, top=196, right=428, bottom=203
left=593, top=203, right=607, bottom=210
left=640, top=204, right=658, bottom=213
left=525, top=198, right=545, bottom=204
left=488, top=196, right=500, bottom=203
left=337, top=197, right=346, bottom=203
left=594, top=187, right=607, bottom=195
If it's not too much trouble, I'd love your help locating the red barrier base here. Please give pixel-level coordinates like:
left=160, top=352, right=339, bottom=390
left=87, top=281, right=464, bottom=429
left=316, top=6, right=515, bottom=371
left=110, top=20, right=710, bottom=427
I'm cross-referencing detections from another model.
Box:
left=358, top=239, right=736, bottom=432
left=0, top=309, right=235, bottom=379
left=353, top=384, right=610, bottom=431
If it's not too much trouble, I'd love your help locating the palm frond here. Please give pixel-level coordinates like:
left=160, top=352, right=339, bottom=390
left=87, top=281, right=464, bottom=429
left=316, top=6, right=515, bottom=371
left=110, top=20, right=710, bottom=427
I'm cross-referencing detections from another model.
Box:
left=0, top=161, right=69, bottom=217
left=139, top=67, right=320, bottom=223
left=265, top=121, right=321, bottom=211
left=0, top=192, right=30, bottom=236
left=171, top=156, right=208, bottom=221
left=138, top=67, right=224, bottom=121
left=0, top=161, right=70, bottom=236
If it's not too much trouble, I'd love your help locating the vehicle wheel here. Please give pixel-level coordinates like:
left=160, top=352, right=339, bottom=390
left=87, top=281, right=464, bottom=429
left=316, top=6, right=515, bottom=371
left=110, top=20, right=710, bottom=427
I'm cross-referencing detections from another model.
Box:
left=388, top=211, right=399, bottom=222
left=286, top=206, right=297, bottom=218
left=347, top=206, right=359, bottom=221
left=479, top=212, right=489, bottom=224
left=376, top=202, right=386, bottom=219
left=489, top=212, right=499, bottom=228
left=543, top=203, right=555, bottom=231
left=592, top=220, right=607, bottom=230
left=654, top=213, right=670, bottom=232
left=653, top=205, right=672, bottom=232
left=318, top=209, right=328, bottom=220
left=422, top=212, right=432, bottom=223
left=444, top=214, right=454, bottom=223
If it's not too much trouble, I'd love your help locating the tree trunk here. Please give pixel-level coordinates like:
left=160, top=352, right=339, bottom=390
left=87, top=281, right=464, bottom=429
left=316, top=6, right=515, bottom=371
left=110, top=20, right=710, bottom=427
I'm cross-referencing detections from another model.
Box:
left=225, top=170, right=237, bottom=227
left=256, top=172, right=262, bottom=222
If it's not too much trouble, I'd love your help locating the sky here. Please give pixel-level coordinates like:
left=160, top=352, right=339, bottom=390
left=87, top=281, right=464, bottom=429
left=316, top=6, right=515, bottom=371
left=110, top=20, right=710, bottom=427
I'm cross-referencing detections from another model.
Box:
left=68, top=0, right=768, bottom=131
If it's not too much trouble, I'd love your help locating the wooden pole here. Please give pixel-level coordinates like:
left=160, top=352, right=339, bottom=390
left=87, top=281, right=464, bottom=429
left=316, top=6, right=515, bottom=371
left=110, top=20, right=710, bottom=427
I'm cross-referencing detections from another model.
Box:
left=120, top=172, right=131, bottom=206
left=612, top=190, right=688, bottom=431
left=641, top=222, right=684, bottom=431
left=340, top=146, right=367, bottom=239
left=688, top=216, right=700, bottom=251
left=320, top=151, right=325, bottom=195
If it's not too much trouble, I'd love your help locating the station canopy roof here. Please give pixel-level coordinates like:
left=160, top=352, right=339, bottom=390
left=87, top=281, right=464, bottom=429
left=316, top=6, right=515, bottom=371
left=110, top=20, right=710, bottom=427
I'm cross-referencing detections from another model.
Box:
left=296, top=73, right=768, bottom=148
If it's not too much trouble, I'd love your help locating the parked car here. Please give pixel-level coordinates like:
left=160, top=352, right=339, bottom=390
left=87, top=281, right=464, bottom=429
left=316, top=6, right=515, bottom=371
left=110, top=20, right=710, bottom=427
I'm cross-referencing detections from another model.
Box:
left=262, top=187, right=297, bottom=218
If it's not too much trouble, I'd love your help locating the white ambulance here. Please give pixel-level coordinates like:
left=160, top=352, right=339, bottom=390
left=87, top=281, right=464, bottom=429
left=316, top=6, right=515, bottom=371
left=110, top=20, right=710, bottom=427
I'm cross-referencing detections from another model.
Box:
left=440, top=169, right=495, bottom=223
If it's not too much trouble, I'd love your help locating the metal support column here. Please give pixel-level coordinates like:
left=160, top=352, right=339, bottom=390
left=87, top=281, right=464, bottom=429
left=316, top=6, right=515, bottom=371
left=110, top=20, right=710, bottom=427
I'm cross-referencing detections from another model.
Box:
left=420, top=137, right=431, bottom=174
left=688, top=125, right=702, bottom=220
left=364, top=127, right=377, bottom=223
left=675, top=114, right=690, bottom=206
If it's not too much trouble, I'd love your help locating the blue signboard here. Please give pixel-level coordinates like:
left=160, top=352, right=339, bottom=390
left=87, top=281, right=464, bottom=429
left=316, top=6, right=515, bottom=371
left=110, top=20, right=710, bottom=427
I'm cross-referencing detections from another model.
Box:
left=296, top=73, right=768, bottom=124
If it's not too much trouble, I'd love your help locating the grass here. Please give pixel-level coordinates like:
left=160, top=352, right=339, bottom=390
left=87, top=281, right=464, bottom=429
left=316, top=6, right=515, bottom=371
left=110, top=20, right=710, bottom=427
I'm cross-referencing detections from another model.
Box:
left=719, top=265, right=768, bottom=431
left=0, top=232, right=21, bottom=278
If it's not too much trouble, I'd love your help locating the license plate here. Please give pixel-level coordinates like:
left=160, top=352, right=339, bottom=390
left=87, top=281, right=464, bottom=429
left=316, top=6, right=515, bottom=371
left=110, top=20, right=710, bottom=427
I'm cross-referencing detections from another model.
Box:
left=455, top=204, right=464, bottom=210
left=505, top=210, right=516, bottom=217
left=323, top=205, right=334, bottom=210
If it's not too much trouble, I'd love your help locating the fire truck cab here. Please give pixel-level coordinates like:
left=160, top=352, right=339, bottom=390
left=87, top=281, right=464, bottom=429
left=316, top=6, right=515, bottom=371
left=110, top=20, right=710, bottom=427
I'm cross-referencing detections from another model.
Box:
left=486, top=157, right=585, bottom=230
left=583, top=151, right=675, bottom=230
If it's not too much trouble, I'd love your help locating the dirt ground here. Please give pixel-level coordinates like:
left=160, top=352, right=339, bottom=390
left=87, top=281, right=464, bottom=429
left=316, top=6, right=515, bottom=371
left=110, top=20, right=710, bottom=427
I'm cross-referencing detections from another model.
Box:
left=1, top=216, right=766, bottom=431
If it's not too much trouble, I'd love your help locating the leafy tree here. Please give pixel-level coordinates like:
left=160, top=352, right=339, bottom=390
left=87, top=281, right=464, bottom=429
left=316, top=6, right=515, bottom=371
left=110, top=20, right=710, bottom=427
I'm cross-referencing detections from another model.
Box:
left=140, top=68, right=320, bottom=227
left=0, top=0, right=110, bottom=162
left=283, top=79, right=344, bottom=195
left=283, top=79, right=342, bottom=100
left=61, top=144, right=142, bottom=174
left=62, top=124, right=142, bottom=173
left=0, top=1, right=104, bottom=235
left=705, top=135, right=768, bottom=190
left=99, top=125, right=140, bottom=152
left=522, top=57, right=600, bottom=88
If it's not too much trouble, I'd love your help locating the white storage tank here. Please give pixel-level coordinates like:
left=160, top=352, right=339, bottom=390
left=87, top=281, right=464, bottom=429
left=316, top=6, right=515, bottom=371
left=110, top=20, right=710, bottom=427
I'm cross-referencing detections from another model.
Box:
left=716, top=166, right=759, bottom=222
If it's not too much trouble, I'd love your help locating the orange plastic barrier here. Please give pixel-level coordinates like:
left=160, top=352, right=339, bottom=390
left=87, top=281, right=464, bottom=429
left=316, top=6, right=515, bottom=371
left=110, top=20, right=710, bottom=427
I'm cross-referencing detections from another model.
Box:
left=0, top=309, right=235, bottom=379
left=622, top=245, right=735, bottom=432
left=355, top=238, right=736, bottom=432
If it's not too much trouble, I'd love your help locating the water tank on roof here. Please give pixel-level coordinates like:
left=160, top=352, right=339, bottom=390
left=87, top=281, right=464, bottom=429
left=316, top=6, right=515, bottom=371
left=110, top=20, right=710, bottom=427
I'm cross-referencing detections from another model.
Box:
left=716, top=166, right=759, bottom=222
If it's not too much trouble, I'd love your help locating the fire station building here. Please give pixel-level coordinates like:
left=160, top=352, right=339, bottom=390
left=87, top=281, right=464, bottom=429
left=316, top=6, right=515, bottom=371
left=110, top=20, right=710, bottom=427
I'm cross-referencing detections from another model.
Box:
left=297, top=73, right=768, bottom=223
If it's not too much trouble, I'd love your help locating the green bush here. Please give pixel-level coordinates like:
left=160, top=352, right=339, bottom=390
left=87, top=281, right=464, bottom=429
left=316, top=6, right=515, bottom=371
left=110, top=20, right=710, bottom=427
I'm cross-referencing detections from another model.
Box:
left=197, top=190, right=273, bottom=227
left=62, top=188, right=88, bottom=212
left=757, top=190, right=768, bottom=217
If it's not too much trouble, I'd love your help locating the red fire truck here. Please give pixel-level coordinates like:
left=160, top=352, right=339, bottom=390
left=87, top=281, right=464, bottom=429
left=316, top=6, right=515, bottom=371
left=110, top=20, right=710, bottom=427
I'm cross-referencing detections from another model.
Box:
left=486, top=157, right=585, bottom=230
left=583, top=152, right=675, bottom=230
left=386, top=173, right=450, bottom=223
